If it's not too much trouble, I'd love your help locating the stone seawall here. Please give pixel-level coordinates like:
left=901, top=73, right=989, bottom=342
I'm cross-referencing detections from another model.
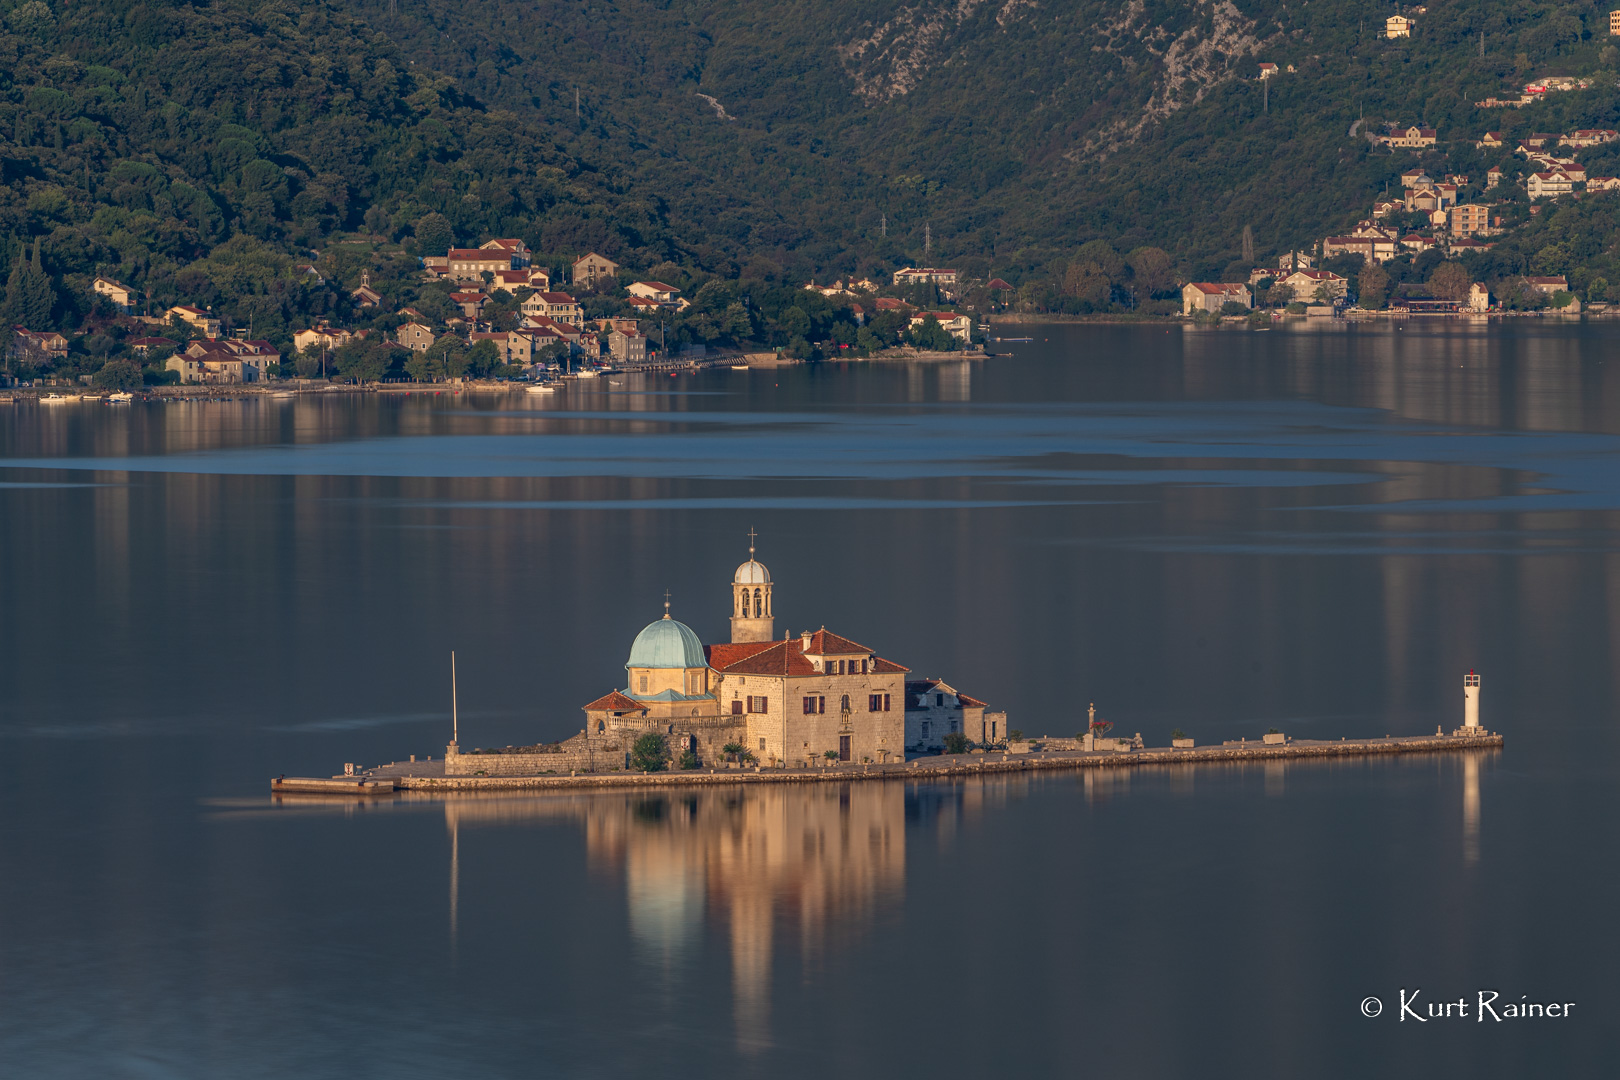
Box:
left=394, top=733, right=1502, bottom=793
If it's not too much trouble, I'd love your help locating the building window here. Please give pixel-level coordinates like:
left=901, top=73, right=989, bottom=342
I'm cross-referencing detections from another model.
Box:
left=753, top=588, right=762, bottom=617
left=802, top=695, right=825, bottom=715
left=639, top=675, right=648, bottom=693
left=868, top=694, right=890, bottom=712
left=759, top=738, right=766, bottom=751
left=840, top=694, right=851, bottom=713
left=936, top=694, right=945, bottom=707
left=731, top=699, right=743, bottom=716
left=747, top=696, right=769, bottom=713
left=860, top=659, right=868, bottom=674
left=921, top=721, right=930, bottom=739
left=991, top=720, right=997, bottom=739
left=949, top=721, right=958, bottom=733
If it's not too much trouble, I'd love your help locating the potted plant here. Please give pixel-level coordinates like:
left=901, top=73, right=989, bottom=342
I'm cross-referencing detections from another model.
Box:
left=1172, top=727, right=1194, bottom=749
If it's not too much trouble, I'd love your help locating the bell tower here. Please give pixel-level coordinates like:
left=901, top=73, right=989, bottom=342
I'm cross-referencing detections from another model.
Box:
left=730, top=529, right=774, bottom=643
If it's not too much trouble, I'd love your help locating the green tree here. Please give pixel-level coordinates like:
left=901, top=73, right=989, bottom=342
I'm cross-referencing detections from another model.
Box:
left=630, top=732, right=668, bottom=772
left=465, top=338, right=501, bottom=377
left=908, top=314, right=954, bottom=350
left=92, top=359, right=141, bottom=389
left=942, top=732, right=970, bottom=754
left=1428, top=261, right=1472, bottom=302
left=1358, top=264, right=1390, bottom=310
left=2, top=243, right=56, bottom=330
left=414, top=212, right=455, bottom=256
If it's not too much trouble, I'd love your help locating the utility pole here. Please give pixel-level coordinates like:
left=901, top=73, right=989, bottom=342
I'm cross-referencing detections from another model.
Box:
left=925, top=222, right=931, bottom=258
left=880, top=213, right=886, bottom=238
left=1263, top=78, right=1268, bottom=114
left=451, top=651, right=459, bottom=745
left=1479, top=30, right=1484, bottom=58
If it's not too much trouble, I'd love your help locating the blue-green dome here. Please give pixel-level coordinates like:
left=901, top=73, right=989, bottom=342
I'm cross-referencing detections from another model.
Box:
left=626, top=616, right=706, bottom=670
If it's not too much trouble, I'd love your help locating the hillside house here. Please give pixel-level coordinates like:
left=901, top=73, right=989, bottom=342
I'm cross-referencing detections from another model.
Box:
left=92, top=277, right=135, bottom=313
left=293, top=325, right=357, bottom=354
left=627, top=281, right=682, bottom=304
left=1527, top=170, right=1575, bottom=199
left=1589, top=176, right=1620, bottom=191
left=1449, top=204, right=1502, bottom=237
left=892, top=267, right=959, bottom=286
left=1282, top=269, right=1347, bottom=300
left=1563, top=129, right=1619, bottom=147
left=478, top=239, right=530, bottom=267
left=1376, top=124, right=1437, bottom=148
left=1476, top=132, right=1505, bottom=149
left=1469, top=283, right=1491, bottom=312
left=1524, top=276, right=1569, bottom=295
left=126, top=337, right=175, bottom=356
left=520, top=291, right=583, bottom=327
left=448, top=291, right=489, bottom=320
left=11, top=328, right=68, bottom=361
left=1486, top=167, right=1503, bottom=188
left=397, top=322, right=435, bottom=352
left=446, top=248, right=515, bottom=282
left=1400, top=169, right=1433, bottom=188
left=571, top=252, right=619, bottom=287
left=168, top=305, right=221, bottom=338
left=1258, top=63, right=1278, bottom=79
left=1181, top=282, right=1252, bottom=315
left=1386, top=14, right=1413, bottom=37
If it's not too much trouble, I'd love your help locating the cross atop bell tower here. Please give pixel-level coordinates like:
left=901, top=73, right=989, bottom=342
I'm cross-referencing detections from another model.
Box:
left=730, top=529, right=774, bottom=643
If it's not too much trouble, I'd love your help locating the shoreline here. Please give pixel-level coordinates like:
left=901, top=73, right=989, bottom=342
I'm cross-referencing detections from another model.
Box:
left=280, top=732, right=1503, bottom=796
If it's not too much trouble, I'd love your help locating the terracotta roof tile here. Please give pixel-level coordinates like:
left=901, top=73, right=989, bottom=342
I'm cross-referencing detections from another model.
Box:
left=583, top=690, right=646, bottom=712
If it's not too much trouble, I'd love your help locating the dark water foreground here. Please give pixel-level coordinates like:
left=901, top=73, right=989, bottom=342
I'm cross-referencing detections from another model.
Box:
left=1, top=322, right=1616, bottom=1078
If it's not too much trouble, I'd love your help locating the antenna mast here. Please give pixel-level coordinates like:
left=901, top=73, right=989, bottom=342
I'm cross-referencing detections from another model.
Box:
left=451, top=650, right=459, bottom=744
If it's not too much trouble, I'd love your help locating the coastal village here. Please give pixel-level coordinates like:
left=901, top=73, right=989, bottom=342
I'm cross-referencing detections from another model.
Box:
left=1182, top=11, right=1620, bottom=319
left=4, top=239, right=988, bottom=390
left=11, top=10, right=1620, bottom=390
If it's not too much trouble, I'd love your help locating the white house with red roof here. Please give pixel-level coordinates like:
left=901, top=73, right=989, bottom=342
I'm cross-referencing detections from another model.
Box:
left=627, top=281, right=682, bottom=304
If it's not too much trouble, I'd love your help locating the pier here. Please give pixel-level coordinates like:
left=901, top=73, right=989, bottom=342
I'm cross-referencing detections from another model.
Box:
left=272, top=731, right=1502, bottom=796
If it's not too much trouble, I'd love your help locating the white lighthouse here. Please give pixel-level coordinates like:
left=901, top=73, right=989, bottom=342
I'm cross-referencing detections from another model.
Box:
left=1463, top=670, right=1481, bottom=731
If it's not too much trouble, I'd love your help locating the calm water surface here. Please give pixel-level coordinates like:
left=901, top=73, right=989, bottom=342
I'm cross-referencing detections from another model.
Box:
left=1, top=323, right=1616, bottom=1078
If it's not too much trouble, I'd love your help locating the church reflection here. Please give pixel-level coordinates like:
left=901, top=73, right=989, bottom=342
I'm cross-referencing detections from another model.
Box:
left=436, top=780, right=941, bottom=1051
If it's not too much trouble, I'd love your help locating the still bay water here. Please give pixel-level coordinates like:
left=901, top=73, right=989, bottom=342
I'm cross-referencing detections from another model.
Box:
left=0, top=322, right=1615, bottom=1078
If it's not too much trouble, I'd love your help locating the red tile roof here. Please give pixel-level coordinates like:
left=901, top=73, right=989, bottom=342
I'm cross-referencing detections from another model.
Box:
left=705, top=634, right=911, bottom=676
left=583, top=690, right=646, bottom=712
left=802, top=628, right=872, bottom=655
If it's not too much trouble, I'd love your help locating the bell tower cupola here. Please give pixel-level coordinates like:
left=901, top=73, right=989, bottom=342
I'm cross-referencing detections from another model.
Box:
left=730, top=529, right=774, bottom=643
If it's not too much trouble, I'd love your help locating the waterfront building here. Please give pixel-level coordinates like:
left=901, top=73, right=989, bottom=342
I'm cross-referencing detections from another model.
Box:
left=1180, top=282, right=1252, bottom=315
left=449, top=537, right=1003, bottom=774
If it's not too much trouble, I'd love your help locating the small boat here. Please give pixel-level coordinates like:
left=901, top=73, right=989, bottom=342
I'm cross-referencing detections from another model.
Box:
left=577, top=369, right=599, bottom=379
left=108, top=391, right=136, bottom=403
left=40, top=393, right=69, bottom=404
left=525, top=383, right=556, bottom=395
left=730, top=364, right=751, bottom=370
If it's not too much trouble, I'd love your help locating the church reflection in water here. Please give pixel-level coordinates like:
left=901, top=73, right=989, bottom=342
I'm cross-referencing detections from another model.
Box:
left=434, top=780, right=1012, bottom=1051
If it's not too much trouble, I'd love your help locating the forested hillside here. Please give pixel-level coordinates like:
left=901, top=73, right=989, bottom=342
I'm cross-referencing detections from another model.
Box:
left=2, top=0, right=1620, bottom=352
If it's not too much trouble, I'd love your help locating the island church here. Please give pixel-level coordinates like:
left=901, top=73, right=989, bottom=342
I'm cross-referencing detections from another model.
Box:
left=446, top=539, right=1003, bottom=775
